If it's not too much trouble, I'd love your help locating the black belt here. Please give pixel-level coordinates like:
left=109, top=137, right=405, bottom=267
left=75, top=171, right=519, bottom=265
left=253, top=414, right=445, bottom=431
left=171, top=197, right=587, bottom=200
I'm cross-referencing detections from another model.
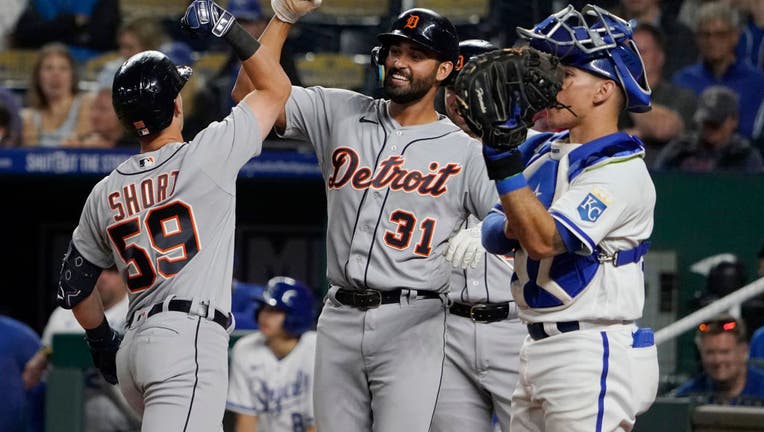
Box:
left=449, top=301, right=515, bottom=323
left=335, top=288, right=440, bottom=309
left=127, top=299, right=230, bottom=330
left=527, top=321, right=580, bottom=340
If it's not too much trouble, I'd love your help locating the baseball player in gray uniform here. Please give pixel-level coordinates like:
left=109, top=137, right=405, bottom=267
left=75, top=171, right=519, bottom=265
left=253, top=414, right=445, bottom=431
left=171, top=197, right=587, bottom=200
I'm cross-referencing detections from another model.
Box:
left=55, top=1, right=300, bottom=430
left=432, top=39, right=526, bottom=432
left=234, top=7, right=497, bottom=432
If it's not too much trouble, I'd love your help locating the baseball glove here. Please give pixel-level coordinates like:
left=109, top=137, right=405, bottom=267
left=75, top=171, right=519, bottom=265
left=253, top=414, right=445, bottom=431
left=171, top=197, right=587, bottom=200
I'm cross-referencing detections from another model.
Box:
left=453, top=47, right=564, bottom=149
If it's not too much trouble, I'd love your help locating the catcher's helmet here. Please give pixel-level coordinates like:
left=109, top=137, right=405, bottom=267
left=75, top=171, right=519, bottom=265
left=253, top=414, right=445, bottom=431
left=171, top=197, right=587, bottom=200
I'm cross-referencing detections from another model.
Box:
left=444, top=39, right=499, bottom=87
left=254, top=276, right=316, bottom=337
left=373, top=8, right=459, bottom=66
left=517, top=4, right=651, bottom=113
left=112, top=50, right=192, bottom=138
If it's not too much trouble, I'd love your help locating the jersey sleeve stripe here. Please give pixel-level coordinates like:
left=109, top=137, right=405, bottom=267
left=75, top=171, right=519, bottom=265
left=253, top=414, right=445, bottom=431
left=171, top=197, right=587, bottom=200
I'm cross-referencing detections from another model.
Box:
left=550, top=211, right=595, bottom=254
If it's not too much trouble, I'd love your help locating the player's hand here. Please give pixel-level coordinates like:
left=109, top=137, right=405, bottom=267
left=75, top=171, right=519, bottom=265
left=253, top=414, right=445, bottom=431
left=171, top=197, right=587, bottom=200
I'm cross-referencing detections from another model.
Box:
left=181, top=0, right=236, bottom=38
left=85, top=327, right=123, bottom=385
left=445, top=225, right=485, bottom=270
left=271, top=0, right=322, bottom=23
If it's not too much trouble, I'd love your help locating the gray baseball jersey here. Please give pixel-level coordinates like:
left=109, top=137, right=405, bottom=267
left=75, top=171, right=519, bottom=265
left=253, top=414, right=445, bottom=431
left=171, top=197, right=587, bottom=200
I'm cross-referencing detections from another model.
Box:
left=72, top=103, right=261, bottom=319
left=280, top=86, right=497, bottom=294
left=227, top=331, right=317, bottom=432
left=71, top=102, right=262, bottom=431
left=432, top=214, right=524, bottom=432
left=280, top=85, right=497, bottom=432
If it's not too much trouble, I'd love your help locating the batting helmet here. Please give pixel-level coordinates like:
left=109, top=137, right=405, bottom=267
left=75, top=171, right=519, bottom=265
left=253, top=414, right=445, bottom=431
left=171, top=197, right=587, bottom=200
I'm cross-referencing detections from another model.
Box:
left=373, top=8, right=459, bottom=66
left=517, top=4, right=651, bottom=113
left=112, top=50, right=192, bottom=138
left=444, top=39, right=499, bottom=87
left=254, top=276, right=316, bottom=337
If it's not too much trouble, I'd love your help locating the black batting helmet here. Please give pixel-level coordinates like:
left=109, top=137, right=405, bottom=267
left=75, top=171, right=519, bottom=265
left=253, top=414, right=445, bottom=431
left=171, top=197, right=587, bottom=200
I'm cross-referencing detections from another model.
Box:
left=373, top=8, right=459, bottom=66
left=444, top=39, right=499, bottom=87
left=112, top=50, right=192, bottom=138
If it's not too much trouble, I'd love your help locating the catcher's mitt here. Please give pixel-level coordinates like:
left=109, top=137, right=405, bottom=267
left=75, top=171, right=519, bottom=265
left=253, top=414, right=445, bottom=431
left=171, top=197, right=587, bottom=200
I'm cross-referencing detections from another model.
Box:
left=453, top=47, right=563, bottom=149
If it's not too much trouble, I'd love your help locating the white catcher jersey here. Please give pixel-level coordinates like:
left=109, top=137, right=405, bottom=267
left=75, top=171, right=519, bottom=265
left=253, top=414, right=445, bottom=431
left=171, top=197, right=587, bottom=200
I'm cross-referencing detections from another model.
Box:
left=449, top=215, right=514, bottom=304
left=70, top=103, right=262, bottom=319
left=227, top=331, right=317, bottom=431
left=509, top=132, right=655, bottom=323
left=280, top=86, right=498, bottom=293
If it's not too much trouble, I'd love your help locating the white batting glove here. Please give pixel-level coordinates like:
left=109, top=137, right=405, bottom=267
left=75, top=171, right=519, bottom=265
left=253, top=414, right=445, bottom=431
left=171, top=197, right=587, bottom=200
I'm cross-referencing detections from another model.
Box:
left=444, top=225, right=485, bottom=270
left=271, top=0, right=321, bottom=23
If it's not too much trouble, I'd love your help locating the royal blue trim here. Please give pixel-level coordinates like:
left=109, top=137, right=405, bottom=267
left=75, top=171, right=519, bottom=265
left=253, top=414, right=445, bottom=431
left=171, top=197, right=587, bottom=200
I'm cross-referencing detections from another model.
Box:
left=496, top=173, right=528, bottom=195
left=525, top=131, right=568, bottom=166
left=596, top=332, right=610, bottom=432
left=550, top=211, right=596, bottom=252
left=567, top=132, right=644, bottom=182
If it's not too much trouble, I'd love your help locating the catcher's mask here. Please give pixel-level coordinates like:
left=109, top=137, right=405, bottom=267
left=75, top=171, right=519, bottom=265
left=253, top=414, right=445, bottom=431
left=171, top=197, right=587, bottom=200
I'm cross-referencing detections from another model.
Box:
left=112, top=50, right=192, bottom=138
left=517, top=4, right=651, bottom=113
left=371, top=8, right=459, bottom=84
left=254, top=276, right=316, bottom=337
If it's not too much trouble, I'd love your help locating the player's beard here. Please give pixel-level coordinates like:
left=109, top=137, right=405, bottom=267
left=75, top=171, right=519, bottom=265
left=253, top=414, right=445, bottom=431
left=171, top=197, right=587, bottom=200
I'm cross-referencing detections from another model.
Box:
left=383, top=67, right=437, bottom=104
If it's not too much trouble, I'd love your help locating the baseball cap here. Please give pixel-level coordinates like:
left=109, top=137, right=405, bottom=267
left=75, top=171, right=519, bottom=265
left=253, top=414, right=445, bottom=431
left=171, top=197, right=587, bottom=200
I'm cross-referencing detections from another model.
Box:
left=694, top=86, right=739, bottom=126
left=227, top=0, right=264, bottom=22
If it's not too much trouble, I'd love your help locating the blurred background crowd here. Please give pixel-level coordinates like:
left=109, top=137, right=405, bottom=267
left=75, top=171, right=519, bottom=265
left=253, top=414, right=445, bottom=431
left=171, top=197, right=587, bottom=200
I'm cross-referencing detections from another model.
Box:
left=0, top=0, right=763, bottom=173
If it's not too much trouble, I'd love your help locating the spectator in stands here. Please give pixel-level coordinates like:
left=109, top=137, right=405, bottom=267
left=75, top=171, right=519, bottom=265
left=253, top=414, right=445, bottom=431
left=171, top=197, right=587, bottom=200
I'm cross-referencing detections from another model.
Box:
left=62, top=85, right=138, bottom=149
left=748, top=245, right=764, bottom=361
left=22, top=267, right=138, bottom=432
left=673, top=314, right=764, bottom=405
left=734, top=0, right=764, bottom=71
left=20, top=43, right=92, bottom=147
left=620, top=23, right=697, bottom=166
left=11, top=0, right=120, bottom=62
left=653, top=85, right=763, bottom=172
left=0, top=86, right=23, bottom=147
left=0, top=102, right=14, bottom=148
left=0, top=312, right=44, bottom=432
left=672, top=1, right=764, bottom=145
left=96, top=16, right=168, bottom=90
left=183, top=0, right=302, bottom=140
left=613, top=0, right=698, bottom=76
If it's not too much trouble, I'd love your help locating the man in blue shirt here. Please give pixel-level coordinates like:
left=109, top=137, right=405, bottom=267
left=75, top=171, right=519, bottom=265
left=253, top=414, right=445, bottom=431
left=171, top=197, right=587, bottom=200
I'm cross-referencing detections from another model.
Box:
left=0, top=314, right=44, bottom=432
left=674, top=314, right=764, bottom=406
left=672, top=1, right=764, bottom=145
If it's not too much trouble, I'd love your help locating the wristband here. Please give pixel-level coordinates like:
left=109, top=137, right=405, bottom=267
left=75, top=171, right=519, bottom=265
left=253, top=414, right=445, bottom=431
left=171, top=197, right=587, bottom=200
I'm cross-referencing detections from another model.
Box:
left=223, top=23, right=261, bottom=61
left=85, top=317, right=112, bottom=342
left=495, top=173, right=527, bottom=195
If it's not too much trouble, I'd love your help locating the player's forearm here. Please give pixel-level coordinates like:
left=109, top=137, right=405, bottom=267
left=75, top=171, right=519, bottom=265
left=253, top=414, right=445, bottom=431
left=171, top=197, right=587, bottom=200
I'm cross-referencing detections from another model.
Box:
left=232, top=17, right=292, bottom=103
left=499, top=187, right=564, bottom=259
left=629, top=105, right=684, bottom=141
left=72, top=287, right=106, bottom=330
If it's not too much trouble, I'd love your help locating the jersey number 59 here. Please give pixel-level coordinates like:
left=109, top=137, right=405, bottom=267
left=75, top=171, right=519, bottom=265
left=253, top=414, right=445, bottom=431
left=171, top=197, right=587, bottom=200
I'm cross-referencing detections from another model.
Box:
left=107, top=200, right=200, bottom=292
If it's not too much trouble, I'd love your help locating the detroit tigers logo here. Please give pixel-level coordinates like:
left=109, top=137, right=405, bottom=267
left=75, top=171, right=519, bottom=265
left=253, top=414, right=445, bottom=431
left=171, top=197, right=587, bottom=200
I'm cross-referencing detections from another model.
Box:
left=404, top=14, right=419, bottom=29
left=327, top=147, right=461, bottom=197
left=577, top=193, right=607, bottom=222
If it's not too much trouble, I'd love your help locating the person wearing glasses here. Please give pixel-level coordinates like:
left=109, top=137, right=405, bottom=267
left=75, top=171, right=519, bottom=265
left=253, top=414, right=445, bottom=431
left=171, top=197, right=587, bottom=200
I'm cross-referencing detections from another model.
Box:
left=672, top=314, right=764, bottom=405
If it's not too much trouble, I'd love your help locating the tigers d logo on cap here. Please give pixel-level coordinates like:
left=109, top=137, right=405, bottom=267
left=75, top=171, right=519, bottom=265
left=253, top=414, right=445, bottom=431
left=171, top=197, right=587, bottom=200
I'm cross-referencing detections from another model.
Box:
left=405, top=14, right=419, bottom=29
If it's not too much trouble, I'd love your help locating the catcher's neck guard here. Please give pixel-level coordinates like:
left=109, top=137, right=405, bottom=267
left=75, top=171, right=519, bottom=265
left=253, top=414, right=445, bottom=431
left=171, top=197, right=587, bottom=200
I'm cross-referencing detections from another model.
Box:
left=517, top=4, right=651, bottom=113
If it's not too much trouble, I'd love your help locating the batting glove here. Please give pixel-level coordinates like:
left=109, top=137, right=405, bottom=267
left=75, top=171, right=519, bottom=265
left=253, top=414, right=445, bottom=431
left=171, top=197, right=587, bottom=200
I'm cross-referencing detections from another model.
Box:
left=271, top=0, right=322, bottom=24
left=444, top=224, right=485, bottom=270
left=181, top=0, right=236, bottom=38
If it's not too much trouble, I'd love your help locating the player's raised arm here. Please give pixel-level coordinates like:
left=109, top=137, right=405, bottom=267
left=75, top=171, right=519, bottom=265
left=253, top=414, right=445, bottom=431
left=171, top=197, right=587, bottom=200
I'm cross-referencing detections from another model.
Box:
left=230, top=0, right=320, bottom=131
left=181, top=0, right=299, bottom=139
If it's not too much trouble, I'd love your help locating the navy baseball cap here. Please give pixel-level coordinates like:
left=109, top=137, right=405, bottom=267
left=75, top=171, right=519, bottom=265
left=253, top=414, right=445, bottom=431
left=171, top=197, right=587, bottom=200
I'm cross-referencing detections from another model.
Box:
left=227, top=0, right=264, bottom=22
left=694, top=86, right=739, bottom=126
